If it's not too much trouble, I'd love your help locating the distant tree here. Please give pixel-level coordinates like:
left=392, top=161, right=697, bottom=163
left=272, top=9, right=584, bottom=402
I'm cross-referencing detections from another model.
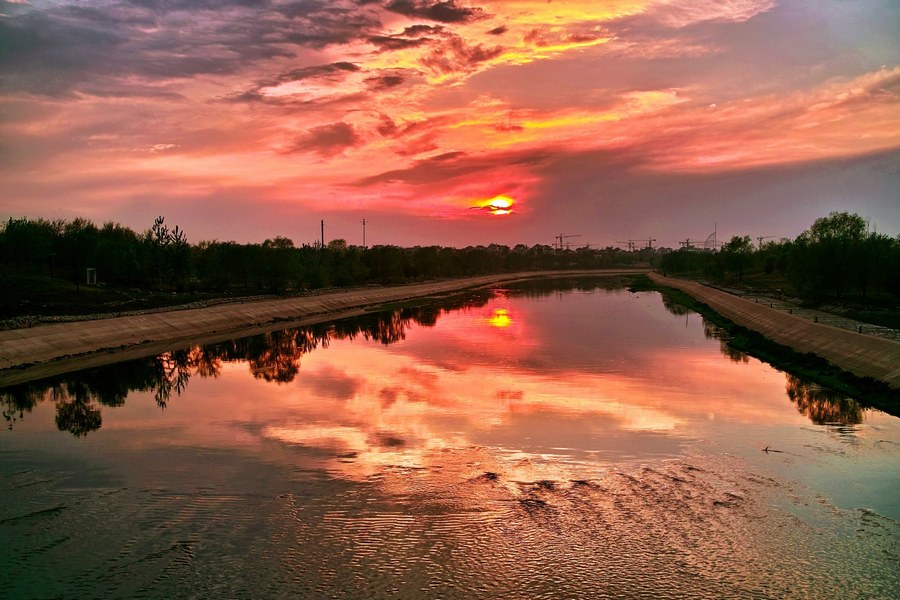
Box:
left=856, top=232, right=893, bottom=298
left=149, top=216, right=170, bottom=289
left=147, top=216, right=191, bottom=291
left=409, top=246, right=441, bottom=279
left=96, top=222, right=142, bottom=285
left=169, top=225, right=190, bottom=291
left=327, top=238, right=348, bottom=252
left=888, top=235, right=900, bottom=296
left=721, top=235, right=754, bottom=280
left=261, top=237, right=298, bottom=292
left=796, top=211, right=867, bottom=298
left=61, top=218, right=99, bottom=293
left=0, top=217, right=62, bottom=274
left=363, top=245, right=407, bottom=283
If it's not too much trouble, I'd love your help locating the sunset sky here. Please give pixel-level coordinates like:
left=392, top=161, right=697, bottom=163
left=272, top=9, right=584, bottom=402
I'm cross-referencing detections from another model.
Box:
left=1, top=0, right=898, bottom=248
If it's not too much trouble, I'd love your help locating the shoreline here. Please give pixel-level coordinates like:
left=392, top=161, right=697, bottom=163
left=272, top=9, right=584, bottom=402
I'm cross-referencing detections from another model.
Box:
left=4, top=269, right=897, bottom=396
left=648, top=273, right=900, bottom=391
left=0, top=270, right=645, bottom=387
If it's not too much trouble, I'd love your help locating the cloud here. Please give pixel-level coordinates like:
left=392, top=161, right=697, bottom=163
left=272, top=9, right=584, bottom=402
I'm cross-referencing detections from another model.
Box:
left=626, top=66, right=900, bottom=171
left=420, top=34, right=504, bottom=76
left=365, top=74, right=406, bottom=89
left=227, top=62, right=363, bottom=103
left=522, top=26, right=607, bottom=49
left=287, top=122, right=362, bottom=156
left=0, top=0, right=381, bottom=97
left=383, top=0, right=485, bottom=23
left=402, top=24, right=445, bottom=36
left=368, top=34, right=432, bottom=51
left=267, top=62, right=361, bottom=86
left=653, top=0, right=776, bottom=28
left=354, top=148, right=550, bottom=186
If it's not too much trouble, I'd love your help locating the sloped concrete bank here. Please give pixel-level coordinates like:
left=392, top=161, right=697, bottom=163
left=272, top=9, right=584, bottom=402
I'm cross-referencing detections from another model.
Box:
left=0, top=269, right=647, bottom=386
left=649, top=273, right=900, bottom=390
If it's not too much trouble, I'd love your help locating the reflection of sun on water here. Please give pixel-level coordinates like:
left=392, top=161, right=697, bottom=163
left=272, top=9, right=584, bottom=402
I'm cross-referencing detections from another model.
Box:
left=486, top=308, right=512, bottom=328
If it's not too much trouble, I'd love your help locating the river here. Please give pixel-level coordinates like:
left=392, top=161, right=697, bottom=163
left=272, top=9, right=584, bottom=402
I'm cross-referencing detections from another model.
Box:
left=2, top=277, right=898, bottom=598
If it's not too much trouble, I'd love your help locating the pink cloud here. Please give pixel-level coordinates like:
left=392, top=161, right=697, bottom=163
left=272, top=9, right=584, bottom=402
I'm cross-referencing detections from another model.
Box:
left=652, top=0, right=777, bottom=28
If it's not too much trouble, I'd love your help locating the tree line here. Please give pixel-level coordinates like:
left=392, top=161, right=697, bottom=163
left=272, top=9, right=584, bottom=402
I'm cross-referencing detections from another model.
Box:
left=0, top=216, right=646, bottom=294
left=2, top=211, right=896, bottom=302
left=660, top=212, right=900, bottom=300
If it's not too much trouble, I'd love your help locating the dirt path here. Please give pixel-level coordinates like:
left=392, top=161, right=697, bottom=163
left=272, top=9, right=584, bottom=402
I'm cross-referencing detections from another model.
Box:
left=0, top=270, right=646, bottom=386
left=650, top=273, right=900, bottom=389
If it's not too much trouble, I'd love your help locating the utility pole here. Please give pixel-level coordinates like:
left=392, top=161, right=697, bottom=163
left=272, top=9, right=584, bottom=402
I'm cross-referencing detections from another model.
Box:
left=320, top=220, right=324, bottom=249
left=361, top=218, right=368, bottom=249
left=756, top=235, right=773, bottom=249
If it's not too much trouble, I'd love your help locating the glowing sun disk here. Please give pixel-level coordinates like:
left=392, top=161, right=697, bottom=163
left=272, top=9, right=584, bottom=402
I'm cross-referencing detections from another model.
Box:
left=473, top=194, right=516, bottom=216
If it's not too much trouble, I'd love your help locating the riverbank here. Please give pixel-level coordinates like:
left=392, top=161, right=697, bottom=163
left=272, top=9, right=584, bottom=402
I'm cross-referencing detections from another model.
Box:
left=647, top=273, right=900, bottom=394
left=0, top=270, right=647, bottom=387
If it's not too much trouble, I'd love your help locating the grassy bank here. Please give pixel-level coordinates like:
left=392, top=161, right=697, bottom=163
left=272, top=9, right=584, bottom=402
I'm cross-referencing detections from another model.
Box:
left=629, top=275, right=898, bottom=416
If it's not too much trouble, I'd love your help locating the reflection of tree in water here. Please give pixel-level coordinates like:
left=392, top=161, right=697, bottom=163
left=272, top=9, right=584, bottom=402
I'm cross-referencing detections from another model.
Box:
left=0, top=293, right=491, bottom=435
left=53, top=381, right=103, bottom=437
left=243, top=329, right=321, bottom=383
left=188, top=346, right=221, bottom=379
left=661, top=294, right=692, bottom=316
left=700, top=320, right=749, bottom=364
left=703, top=321, right=749, bottom=364
left=152, top=350, right=194, bottom=407
left=658, top=291, right=749, bottom=363
left=2, top=386, right=43, bottom=431
left=785, top=375, right=863, bottom=426
left=502, top=277, right=629, bottom=299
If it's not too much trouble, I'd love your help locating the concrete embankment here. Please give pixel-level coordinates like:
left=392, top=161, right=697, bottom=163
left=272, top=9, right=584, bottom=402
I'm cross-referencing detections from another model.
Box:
left=649, top=273, right=900, bottom=390
left=0, top=269, right=647, bottom=386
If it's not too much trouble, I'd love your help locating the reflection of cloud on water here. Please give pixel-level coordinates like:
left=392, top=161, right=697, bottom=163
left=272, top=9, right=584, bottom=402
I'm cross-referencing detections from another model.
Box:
left=296, top=365, right=363, bottom=401
left=265, top=424, right=370, bottom=452
left=251, top=342, right=691, bottom=480
left=262, top=421, right=470, bottom=480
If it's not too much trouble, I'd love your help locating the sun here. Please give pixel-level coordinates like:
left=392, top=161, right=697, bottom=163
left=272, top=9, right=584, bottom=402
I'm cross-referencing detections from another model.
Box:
left=473, top=194, right=516, bottom=215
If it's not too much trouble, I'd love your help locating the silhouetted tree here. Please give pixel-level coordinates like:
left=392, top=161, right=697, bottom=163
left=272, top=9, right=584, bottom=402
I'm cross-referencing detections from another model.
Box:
left=61, top=218, right=99, bottom=293
left=796, top=211, right=867, bottom=298
left=97, top=222, right=142, bottom=285
left=721, top=235, right=754, bottom=280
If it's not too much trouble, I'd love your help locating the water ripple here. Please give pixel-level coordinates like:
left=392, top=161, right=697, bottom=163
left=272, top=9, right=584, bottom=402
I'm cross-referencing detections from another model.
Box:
left=2, top=448, right=898, bottom=599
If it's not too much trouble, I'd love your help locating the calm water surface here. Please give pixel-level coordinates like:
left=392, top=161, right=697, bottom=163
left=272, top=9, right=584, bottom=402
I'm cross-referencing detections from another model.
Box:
left=2, top=279, right=899, bottom=599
